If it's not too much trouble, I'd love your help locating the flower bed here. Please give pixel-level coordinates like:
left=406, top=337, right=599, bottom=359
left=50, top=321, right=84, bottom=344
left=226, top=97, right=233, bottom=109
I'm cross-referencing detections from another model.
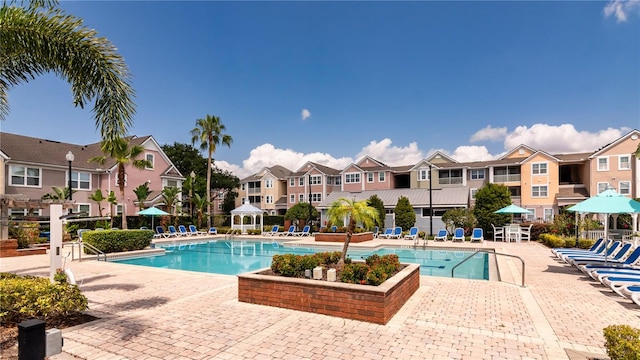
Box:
left=314, top=232, right=374, bottom=243
left=237, top=263, right=420, bottom=324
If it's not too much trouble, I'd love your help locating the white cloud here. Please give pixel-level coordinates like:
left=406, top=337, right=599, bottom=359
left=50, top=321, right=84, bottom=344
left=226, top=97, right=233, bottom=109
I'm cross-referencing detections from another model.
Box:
left=450, top=146, right=497, bottom=162
left=604, top=0, right=640, bottom=22
left=470, top=125, right=508, bottom=142
left=301, top=109, right=311, bottom=121
left=504, top=124, right=624, bottom=154
left=355, top=139, right=424, bottom=166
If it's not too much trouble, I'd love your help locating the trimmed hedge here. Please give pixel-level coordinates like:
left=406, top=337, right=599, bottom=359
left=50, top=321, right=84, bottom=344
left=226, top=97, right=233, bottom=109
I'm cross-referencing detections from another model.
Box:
left=539, top=233, right=594, bottom=249
left=82, top=229, right=153, bottom=253
left=0, top=272, right=88, bottom=325
left=603, top=325, right=640, bottom=360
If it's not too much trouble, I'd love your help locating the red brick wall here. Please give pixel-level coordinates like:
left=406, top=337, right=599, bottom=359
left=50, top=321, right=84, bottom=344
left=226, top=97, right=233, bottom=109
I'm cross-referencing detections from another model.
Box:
left=314, top=232, right=373, bottom=243
left=238, top=264, right=419, bottom=324
left=0, top=239, right=47, bottom=257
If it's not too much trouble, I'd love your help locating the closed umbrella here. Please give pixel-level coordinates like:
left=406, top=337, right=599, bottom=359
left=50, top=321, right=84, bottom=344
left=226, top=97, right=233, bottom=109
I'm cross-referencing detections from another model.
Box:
left=136, top=207, right=169, bottom=229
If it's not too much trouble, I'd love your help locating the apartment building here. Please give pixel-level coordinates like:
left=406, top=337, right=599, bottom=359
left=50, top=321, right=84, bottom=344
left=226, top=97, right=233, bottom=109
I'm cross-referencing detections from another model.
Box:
left=237, top=165, right=292, bottom=215
left=0, top=132, right=184, bottom=220
left=285, top=162, right=342, bottom=210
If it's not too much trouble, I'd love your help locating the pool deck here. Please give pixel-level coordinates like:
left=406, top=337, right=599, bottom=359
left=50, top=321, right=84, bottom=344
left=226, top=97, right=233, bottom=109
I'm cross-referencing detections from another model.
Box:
left=1, top=237, right=638, bottom=359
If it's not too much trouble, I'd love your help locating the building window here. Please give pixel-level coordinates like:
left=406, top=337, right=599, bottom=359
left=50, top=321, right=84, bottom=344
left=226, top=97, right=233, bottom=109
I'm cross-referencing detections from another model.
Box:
left=290, top=194, right=295, bottom=203
left=71, top=171, right=91, bottom=190
left=311, top=193, right=322, bottom=202
left=531, top=185, right=548, bottom=197
left=619, top=155, right=630, bottom=170
left=76, top=204, right=90, bottom=214
left=619, top=181, right=631, bottom=195
left=470, top=188, right=478, bottom=199
left=166, top=179, right=178, bottom=188
left=218, top=202, right=223, bottom=210
left=525, top=208, right=535, bottom=221
left=544, top=208, right=554, bottom=222
left=344, top=173, right=360, bottom=183
left=310, top=175, right=322, bottom=185
left=265, top=179, right=273, bottom=188
left=335, top=176, right=342, bottom=185
left=367, top=172, right=374, bottom=183
left=10, top=166, right=41, bottom=187
left=289, top=178, right=295, bottom=187
left=597, top=182, right=609, bottom=194
left=531, top=163, right=548, bottom=175
left=241, top=183, right=246, bottom=191
left=597, top=157, right=609, bottom=171
left=439, top=169, right=463, bottom=185
left=116, top=204, right=124, bottom=215
left=378, top=172, right=385, bottom=182
left=299, top=177, right=304, bottom=186
left=10, top=208, right=42, bottom=216
left=145, top=153, right=154, bottom=169
left=418, top=169, right=430, bottom=181
left=299, top=194, right=304, bottom=202
left=265, top=195, right=273, bottom=204
left=470, top=169, right=485, bottom=180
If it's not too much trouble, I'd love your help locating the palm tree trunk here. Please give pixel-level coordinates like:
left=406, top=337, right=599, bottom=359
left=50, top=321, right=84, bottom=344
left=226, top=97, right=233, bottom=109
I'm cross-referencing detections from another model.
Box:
left=206, top=147, right=212, bottom=229
left=119, top=166, right=128, bottom=229
left=338, top=218, right=356, bottom=266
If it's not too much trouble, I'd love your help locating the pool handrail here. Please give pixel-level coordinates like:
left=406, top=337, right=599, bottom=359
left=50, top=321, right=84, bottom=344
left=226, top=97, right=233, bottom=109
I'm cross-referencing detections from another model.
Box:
left=451, top=249, right=525, bottom=288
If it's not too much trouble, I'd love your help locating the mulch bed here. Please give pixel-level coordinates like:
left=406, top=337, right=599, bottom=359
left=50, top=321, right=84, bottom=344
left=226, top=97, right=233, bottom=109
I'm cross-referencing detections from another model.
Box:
left=1, top=313, right=99, bottom=359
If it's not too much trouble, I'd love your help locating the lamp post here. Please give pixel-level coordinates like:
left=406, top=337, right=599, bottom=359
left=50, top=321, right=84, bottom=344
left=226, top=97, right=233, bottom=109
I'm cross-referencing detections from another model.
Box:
left=190, top=171, right=195, bottom=219
left=429, top=163, right=433, bottom=238
left=66, top=151, right=74, bottom=213
left=308, top=174, right=312, bottom=232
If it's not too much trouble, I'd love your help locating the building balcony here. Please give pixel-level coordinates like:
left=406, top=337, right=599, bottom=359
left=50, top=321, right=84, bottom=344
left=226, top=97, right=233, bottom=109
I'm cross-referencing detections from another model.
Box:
left=438, top=177, right=463, bottom=185
left=494, top=174, right=521, bottom=183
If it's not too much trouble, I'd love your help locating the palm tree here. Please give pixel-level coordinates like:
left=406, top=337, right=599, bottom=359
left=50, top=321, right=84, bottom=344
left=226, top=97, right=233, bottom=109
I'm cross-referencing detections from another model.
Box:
left=0, top=0, right=135, bottom=141
left=133, top=182, right=151, bottom=212
left=41, top=186, right=71, bottom=201
left=190, top=114, right=233, bottom=228
left=192, top=193, right=209, bottom=228
left=89, top=137, right=152, bottom=229
left=89, top=189, right=106, bottom=217
left=326, top=197, right=378, bottom=266
left=161, top=186, right=181, bottom=216
left=106, top=191, right=117, bottom=228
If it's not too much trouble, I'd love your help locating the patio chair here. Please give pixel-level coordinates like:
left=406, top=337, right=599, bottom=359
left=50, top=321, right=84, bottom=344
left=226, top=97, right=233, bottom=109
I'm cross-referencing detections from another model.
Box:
left=506, top=224, right=521, bottom=243
left=552, top=238, right=606, bottom=258
left=491, top=224, right=504, bottom=242
left=177, top=225, right=190, bottom=236
left=372, top=226, right=379, bottom=238
left=577, top=246, right=640, bottom=274
left=567, top=241, right=626, bottom=265
left=262, top=225, right=279, bottom=236
left=378, top=228, right=394, bottom=239
left=389, top=227, right=402, bottom=239
left=404, top=227, right=419, bottom=243
left=520, top=224, right=533, bottom=241
left=279, top=225, right=296, bottom=236
left=167, top=225, right=180, bottom=237
left=295, top=225, right=311, bottom=236
left=155, top=226, right=171, bottom=238
left=331, top=225, right=338, bottom=232
left=208, top=227, right=218, bottom=235
left=434, top=229, right=448, bottom=242
left=189, top=225, right=207, bottom=236
left=451, top=228, right=465, bottom=242
left=470, top=228, right=484, bottom=243
left=615, top=285, right=640, bottom=306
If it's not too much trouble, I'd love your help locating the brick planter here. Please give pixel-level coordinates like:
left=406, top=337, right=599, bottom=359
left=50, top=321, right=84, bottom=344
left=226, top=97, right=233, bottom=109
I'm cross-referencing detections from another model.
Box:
left=0, top=239, right=47, bottom=257
left=238, top=263, right=420, bottom=324
left=314, top=232, right=374, bottom=243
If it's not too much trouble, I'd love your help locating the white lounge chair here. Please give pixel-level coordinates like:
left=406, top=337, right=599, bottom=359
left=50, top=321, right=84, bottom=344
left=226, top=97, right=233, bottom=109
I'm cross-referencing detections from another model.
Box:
left=262, top=225, right=279, bottom=236
left=404, top=227, right=418, bottom=244
left=470, top=228, right=484, bottom=243
left=434, top=229, right=448, bottom=242
left=295, top=225, right=311, bottom=236
left=452, top=228, right=465, bottom=242
left=279, top=225, right=296, bottom=236
left=389, top=227, right=402, bottom=239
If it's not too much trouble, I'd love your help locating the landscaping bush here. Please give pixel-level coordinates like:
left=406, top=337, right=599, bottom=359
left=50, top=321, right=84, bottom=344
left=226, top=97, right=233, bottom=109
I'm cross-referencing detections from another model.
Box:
left=340, top=263, right=370, bottom=284
left=539, top=233, right=568, bottom=248
left=82, top=229, right=153, bottom=253
left=9, top=222, right=41, bottom=248
left=315, top=251, right=341, bottom=265
left=603, top=324, right=640, bottom=360
left=0, top=272, right=88, bottom=325
left=271, top=254, right=301, bottom=277
left=578, top=238, right=595, bottom=249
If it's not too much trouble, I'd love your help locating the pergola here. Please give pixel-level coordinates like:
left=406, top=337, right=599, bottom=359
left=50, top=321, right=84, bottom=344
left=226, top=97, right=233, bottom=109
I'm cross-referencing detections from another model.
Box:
left=230, top=201, right=264, bottom=234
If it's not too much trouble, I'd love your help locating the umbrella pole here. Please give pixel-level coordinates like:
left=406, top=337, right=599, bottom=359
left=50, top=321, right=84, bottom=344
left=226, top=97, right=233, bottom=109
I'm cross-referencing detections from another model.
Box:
left=604, top=214, right=609, bottom=264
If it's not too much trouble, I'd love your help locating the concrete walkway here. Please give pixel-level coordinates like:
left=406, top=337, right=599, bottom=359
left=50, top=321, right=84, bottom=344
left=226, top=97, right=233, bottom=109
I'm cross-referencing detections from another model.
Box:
left=1, top=240, right=638, bottom=359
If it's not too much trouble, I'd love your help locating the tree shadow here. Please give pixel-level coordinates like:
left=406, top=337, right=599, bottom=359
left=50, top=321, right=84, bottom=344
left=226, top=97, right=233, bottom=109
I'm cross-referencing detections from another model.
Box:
left=80, top=283, right=141, bottom=292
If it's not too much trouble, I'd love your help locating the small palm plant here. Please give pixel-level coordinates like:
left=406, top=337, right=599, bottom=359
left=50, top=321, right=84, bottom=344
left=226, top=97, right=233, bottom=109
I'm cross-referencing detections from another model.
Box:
left=89, top=189, right=106, bottom=217
left=327, top=197, right=378, bottom=267
left=161, top=186, right=181, bottom=216
left=192, top=193, right=209, bottom=228
left=133, top=182, right=151, bottom=212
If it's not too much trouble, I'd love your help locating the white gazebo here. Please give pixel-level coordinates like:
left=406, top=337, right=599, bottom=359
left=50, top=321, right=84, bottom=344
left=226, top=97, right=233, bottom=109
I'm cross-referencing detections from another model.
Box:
left=231, top=200, right=264, bottom=234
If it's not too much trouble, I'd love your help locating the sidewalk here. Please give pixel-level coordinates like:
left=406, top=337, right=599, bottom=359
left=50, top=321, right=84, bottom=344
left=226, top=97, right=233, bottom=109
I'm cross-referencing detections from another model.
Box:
left=1, top=241, right=637, bottom=359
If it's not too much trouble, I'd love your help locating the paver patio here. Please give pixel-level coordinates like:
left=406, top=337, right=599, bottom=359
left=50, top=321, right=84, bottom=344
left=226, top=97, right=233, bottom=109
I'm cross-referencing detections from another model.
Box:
left=1, top=240, right=638, bottom=359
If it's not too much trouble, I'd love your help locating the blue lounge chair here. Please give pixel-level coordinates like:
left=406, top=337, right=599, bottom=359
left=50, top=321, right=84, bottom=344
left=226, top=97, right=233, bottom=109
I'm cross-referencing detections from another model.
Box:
left=470, top=228, right=484, bottom=243
left=569, top=242, right=631, bottom=266
left=262, top=225, right=279, bottom=236
left=552, top=238, right=606, bottom=258
left=155, top=226, right=173, bottom=238
left=177, top=225, right=190, bottom=236
left=296, top=225, right=311, bottom=236
left=167, top=225, right=179, bottom=237
left=616, top=285, right=640, bottom=305
left=558, top=240, right=612, bottom=262
left=331, top=225, right=338, bottom=232
left=404, top=227, right=418, bottom=243
left=379, top=228, right=394, bottom=239
left=189, top=225, right=206, bottom=236
left=452, top=228, right=465, bottom=242
left=434, top=229, right=448, bottom=241
left=590, top=267, right=640, bottom=282
left=389, top=227, right=402, bottom=239
left=577, top=246, right=640, bottom=274
left=563, top=241, right=621, bottom=264
left=208, top=227, right=218, bottom=235
left=279, top=225, right=296, bottom=236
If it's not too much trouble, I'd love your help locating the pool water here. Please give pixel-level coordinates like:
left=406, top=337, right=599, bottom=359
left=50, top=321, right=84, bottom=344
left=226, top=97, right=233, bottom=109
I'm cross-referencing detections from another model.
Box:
left=113, top=240, right=489, bottom=279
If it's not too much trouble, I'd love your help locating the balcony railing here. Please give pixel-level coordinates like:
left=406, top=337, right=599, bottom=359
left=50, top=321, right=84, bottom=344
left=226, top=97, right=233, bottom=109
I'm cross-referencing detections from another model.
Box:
left=494, top=174, right=521, bottom=183
left=438, top=177, right=463, bottom=185
left=247, top=188, right=261, bottom=194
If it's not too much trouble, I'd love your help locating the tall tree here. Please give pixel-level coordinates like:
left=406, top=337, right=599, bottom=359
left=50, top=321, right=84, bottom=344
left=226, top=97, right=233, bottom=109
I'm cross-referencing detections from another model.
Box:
left=133, top=182, right=151, bottom=212
left=367, top=195, right=385, bottom=230
left=161, top=186, right=181, bottom=216
left=190, top=114, right=233, bottom=228
left=0, top=0, right=135, bottom=141
left=326, top=197, right=378, bottom=266
left=89, top=137, right=152, bottom=229
left=472, top=183, right=512, bottom=236
left=192, top=193, right=209, bottom=228
left=394, top=196, right=416, bottom=231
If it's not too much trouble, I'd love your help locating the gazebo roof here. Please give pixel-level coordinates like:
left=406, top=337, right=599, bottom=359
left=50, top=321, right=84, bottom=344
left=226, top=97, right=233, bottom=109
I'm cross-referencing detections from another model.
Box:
left=230, top=202, right=263, bottom=215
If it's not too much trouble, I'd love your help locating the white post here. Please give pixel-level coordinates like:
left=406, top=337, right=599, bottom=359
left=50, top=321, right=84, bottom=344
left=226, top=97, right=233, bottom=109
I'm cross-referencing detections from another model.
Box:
left=49, top=204, right=64, bottom=283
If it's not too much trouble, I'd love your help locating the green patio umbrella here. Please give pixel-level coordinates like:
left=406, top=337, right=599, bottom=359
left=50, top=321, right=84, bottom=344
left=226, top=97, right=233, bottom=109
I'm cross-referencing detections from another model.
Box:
left=136, top=206, right=169, bottom=229
left=494, top=204, right=531, bottom=222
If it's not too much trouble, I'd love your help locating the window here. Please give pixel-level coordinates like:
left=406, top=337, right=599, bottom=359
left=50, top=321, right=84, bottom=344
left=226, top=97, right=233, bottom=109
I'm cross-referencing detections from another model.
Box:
left=265, top=195, right=273, bottom=204
left=421, top=208, right=449, bottom=217
left=532, top=185, right=548, bottom=197
left=597, top=157, right=609, bottom=171
left=290, top=194, right=295, bottom=203
left=166, top=180, right=178, bottom=188
left=116, top=204, right=123, bottom=215
left=470, top=169, right=485, bottom=180
left=531, top=163, right=548, bottom=175
left=544, top=208, right=554, bottom=222
left=344, top=173, right=360, bottom=183
left=619, top=181, right=631, bottom=195
left=299, top=177, right=304, bottom=186
left=619, top=155, right=630, bottom=170
left=145, top=154, right=154, bottom=169
left=311, top=193, right=322, bottom=202
left=218, top=202, right=223, bottom=210
left=367, top=172, right=374, bottom=183
left=334, top=177, right=342, bottom=185
left=289, top=178, right=295, bottom=187
left=265, top=179, right=273, bottom=188
left=418, top=169, right=430, bottom=181
left=76, top=204, right=90, bottom=214
left=525, top=208, right=535, bottom=221
left=310, top=175, right=322, bottom=185
left=10, top=209, right=41, bottom=216
left=71, top=171, right=91, bottom=190
left=597, top=182, right=609, bottom=194
left=241, top=184, right=245, bottom=191
left=378, top=172, right=385, bottom=182
left=10, top=166, right=40, bottom=187
left=299, top=194, right=304, bottom=202
left=439, top=169, right=463, bottom=185
left=470, top=188, right=478, bottom=199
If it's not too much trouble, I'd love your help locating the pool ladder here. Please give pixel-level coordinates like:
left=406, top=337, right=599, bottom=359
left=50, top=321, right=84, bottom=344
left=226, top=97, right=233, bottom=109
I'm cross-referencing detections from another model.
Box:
left=451, top=249, right=525, bottom=288
left=225, top=228, right=236, bottom=240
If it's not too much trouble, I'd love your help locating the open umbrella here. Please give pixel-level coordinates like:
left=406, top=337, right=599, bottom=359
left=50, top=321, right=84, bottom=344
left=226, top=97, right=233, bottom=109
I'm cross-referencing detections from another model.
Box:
left=136, top=206, right=169, bottom=229
left=567, top=188, right=640, bottom=263
left=495, top=204, right=531, bottom=222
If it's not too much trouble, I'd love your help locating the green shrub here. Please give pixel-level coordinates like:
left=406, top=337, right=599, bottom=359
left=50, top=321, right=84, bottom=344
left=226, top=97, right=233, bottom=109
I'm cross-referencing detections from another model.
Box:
left=83, top=229, right=153, bottom=253
left=340, top=263, right=370, bottom=284
left=366, top=266, right=389, bottom=286
left=578, top=238, right=595, bottom=249
left=539, top=233, right=567, bottom=248
left=0, top=272, right=88, bottom=325
left=315, top=251, right=341, bottom=265
left=603, top=325, right=640, bottom=360
left=271, top=254, right=300, bottom=277
left=246, top=229, right=262, bottom=235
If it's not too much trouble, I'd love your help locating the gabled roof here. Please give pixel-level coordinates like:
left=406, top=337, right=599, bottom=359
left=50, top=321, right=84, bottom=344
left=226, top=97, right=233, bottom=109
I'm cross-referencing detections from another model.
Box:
left=290, top=161, right=341, bottom=177
left=317, top=187, right=469, bottom=209
left=410, top=159, right=438, bottom=171
left=498, top=144, right=537, bottom=160
left=426, top=151, right=458, bottom=164
left=589, top=129, right=640, bottom=158
left=521, top=150, right=561, bottom=163
left=355, top=155, right=386, bottom=168
left=554, top=152, right=591, bottom=162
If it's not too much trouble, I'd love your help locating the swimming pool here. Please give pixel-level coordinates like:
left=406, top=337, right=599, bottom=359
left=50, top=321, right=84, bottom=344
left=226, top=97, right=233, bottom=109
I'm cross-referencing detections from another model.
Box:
left=113, top=240, right=489, bottom=279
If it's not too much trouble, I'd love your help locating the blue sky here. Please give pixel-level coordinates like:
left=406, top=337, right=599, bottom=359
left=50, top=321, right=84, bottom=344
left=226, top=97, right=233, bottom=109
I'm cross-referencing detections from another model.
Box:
left=2, top=1, right=639, bottom=177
